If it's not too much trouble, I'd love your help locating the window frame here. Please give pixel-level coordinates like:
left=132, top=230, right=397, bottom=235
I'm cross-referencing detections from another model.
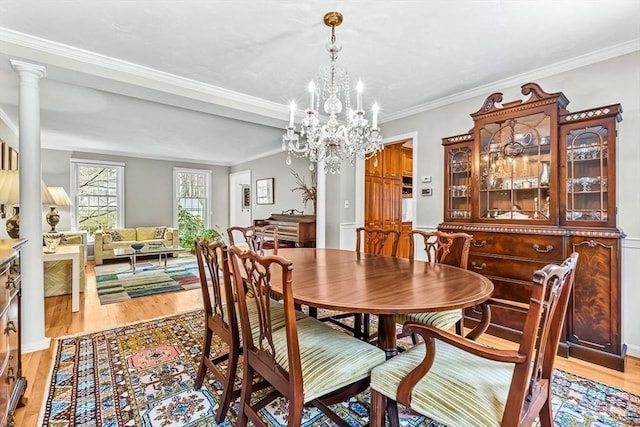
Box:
left=70, top=159, right=125, bottom=242
left=173, top=167, right=211, bottom=229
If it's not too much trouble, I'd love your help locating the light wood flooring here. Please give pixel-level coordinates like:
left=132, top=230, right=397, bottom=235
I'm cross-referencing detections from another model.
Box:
left=14, top=261, right=640, bottom=426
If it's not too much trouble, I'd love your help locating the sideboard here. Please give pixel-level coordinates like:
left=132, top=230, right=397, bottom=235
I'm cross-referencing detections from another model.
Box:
left=254, top=214, right=316, bottom=247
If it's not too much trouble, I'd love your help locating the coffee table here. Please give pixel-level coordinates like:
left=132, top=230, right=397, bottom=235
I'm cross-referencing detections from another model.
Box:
left=112, top=244, right=186, bottom=274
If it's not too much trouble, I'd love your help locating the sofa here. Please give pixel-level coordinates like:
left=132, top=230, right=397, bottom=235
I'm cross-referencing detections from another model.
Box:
left=94, top=226, right=179, bottom=265
left=44, top=235, right=86, bottom=297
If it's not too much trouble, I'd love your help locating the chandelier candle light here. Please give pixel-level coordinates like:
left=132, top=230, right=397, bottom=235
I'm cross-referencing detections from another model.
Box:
left=282, top=11, right=383, bottom=174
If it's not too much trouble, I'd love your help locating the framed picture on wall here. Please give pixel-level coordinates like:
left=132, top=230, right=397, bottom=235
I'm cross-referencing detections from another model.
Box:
left=256, top=178, right=274, bottom=205
left=241, top=184, right=250, bottom=210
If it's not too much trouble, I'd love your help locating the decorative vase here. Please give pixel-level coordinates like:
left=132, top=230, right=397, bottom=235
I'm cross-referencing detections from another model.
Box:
left=540, top=162, right=550, bottom=187
left=6, top=206, right=19, bottom=239
left=46, top=206, right=60, bottom=232
left=44, top=232, right=62, bottom=253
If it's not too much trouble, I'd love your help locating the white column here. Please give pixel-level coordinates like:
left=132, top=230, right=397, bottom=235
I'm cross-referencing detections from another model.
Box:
left=10, top=59, right=50, bottom=353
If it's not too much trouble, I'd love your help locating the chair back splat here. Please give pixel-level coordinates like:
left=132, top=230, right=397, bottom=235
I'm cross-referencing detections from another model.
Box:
left=409, top=229, right=472, bottom=267
left=370, top=252, right=579, bottom=427
left=397, top=230, right=473, bottom=339
left=193, top=238, right=239, bottom=423
left=228, top=225, right=280, bottom=254
left=229, top=246, right=386, bottom=427
left=356, top=227, right=400, bottom=257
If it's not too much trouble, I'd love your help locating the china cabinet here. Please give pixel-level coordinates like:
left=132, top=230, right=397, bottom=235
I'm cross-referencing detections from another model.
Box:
left=440, top=83, right=625, bottom=370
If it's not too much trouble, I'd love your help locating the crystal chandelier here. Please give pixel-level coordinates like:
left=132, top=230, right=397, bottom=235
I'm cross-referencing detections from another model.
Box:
left=282, top=11, right=383, bottom=174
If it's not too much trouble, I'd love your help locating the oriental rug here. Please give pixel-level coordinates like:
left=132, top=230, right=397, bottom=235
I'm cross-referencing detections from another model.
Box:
left=95, top=256, right=200, bottom=305
left=39, top=310, right=640, bottom=426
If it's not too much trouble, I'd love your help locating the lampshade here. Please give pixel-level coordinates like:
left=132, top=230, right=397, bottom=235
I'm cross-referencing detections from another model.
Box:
left=0, top=170, right=20, bottom=206
left=46, top=187, right=73, bottom=207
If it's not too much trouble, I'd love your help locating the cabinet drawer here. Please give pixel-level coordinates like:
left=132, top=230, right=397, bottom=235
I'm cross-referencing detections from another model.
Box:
left=469, top=232, right=564, bottom=261
left=468, top=254, right=553, bottom=282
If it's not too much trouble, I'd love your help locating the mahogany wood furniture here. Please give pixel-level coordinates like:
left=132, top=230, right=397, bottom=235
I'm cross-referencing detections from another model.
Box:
left=370, top=253, right=578, bottom=427
left=0, top=239, right=26, bottom=426
left=228, top=246, right=386, bottom=427
left=193, top=239, right=239, bottom=423
left=269, top=248, right=494, bottom=358
left=253, top=214, right=316, bottom=247
left=439, top=82, right=625, bottom=370
left=227, top=225, right=280, bottom=253
left=364, top=141, right=414, bottom=258
left=354, top=227, right=400, bottom=340
left=194, top=239, right=307, bottom=423
left=396, top=230, right=473, bottom=341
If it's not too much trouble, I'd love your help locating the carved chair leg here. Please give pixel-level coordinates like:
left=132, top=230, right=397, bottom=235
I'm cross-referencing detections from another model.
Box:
left=369, top=389, right=386, bottom=427
left=215, top=344, right=240, bottom=423
left=539, top=398, right=554, bottom=427
left=387, top=399, right=400, bottom=427
left=194, top=327, right=213, bottom=389
left=236, top=363, right=254, bottom=427
left=363, top=313, right=371, bottom=341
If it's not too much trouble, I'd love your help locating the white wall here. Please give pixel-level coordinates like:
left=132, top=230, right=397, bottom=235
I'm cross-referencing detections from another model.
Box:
left=230, top=151, right=317, bottom=221
left=379, top=52, right=640, bottom=357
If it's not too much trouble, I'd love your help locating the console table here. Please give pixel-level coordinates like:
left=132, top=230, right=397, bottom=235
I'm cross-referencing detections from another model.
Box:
left=254, top=214, right=316, bottom=247
left=44, top=245, right=80, bottom=312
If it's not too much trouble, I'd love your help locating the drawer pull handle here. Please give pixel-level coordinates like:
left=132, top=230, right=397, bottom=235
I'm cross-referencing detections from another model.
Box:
left=472, top=240, right=487, bottom=248
left=533, top=244, right=554, bottom=253
left=5, top=321, right=16, bottom=334
left=7, top=277, right=16, bottom=290
left=471, top=261, right=486, bottom=270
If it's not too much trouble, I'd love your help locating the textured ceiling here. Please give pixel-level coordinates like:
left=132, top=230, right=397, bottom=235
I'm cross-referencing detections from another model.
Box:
left=0, top=1, right=638, bottom=165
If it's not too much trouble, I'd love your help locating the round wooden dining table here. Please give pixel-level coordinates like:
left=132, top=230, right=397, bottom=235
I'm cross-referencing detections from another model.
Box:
left=271, top=248, right=494, bottom=357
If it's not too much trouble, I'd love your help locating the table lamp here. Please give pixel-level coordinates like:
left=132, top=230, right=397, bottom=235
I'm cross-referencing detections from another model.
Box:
left=0, top=170, right=20, bottom=238
left=44, top=187, right=73, bottom=232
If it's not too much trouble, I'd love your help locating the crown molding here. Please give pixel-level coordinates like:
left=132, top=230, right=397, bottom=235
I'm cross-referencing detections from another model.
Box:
left=382, top=38, right=640, bottom=123
left=0, top=27, right=288, bottom=121
left=0, top=107, right=18, bottom=136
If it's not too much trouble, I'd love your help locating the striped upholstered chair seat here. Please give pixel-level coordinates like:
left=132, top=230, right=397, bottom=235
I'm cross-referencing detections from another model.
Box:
left=395, top=309, right=462, bottom=332
left=194, top=239, right=308, bottom=423
left=396, top=230, right=472, bottom=339
left=271, top=316, right=385, bottom=402
left=372, top=340, right=514, bottom=426
left=229, top=246, right=386, bottom=427
left=369, top=254, right=579, bottom=427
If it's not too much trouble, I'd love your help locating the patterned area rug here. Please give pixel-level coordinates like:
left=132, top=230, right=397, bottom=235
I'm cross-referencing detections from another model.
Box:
left=95, top=256, right=200, bottom=304
left=39, top=310, right=640, bottom=426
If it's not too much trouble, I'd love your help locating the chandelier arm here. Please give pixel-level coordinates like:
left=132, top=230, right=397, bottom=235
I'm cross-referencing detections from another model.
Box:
left=281, top=11, right=383, bottom=174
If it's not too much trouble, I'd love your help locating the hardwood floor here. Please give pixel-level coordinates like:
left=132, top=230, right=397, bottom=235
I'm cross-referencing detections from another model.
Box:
left=14, top=261, right=640, bottom=425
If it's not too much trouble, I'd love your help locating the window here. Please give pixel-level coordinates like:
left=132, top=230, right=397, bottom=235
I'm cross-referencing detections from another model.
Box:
left=174, top=168, right=211, bottom=229
left=71, top=160, right=124, bottom=240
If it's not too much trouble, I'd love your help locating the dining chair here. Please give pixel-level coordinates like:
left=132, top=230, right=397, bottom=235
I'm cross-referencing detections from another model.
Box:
left=396, top=230, right=473, bottom=342
left=228, top=246, right=386, bottom=427
left=193, top=238, right=241, bottom=423
left=318, top=227, right=400, bottom=340
left=227, top=224, right=280, bottom=254
left=369, top=253, right=579, bottom=427
left=355, top=226, right=400, bottom=257
left=194, top=239, right=307, bottom=423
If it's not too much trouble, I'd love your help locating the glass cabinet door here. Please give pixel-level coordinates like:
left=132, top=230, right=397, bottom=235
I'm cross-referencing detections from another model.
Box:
left=445, top=144, right=472, bottom=220
left=564, top=124, right=612, bottom=225
left=478, top=112, right=552, bottom=222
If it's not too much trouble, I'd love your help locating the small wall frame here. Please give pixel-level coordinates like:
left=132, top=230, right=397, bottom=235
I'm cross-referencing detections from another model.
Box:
left=256, top=178, right=274, bottom=205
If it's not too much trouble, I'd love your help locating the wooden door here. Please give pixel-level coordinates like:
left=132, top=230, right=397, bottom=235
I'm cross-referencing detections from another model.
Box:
left=383, top=145, right=402, bottom=179
left=364, top=175, right=383, bottom=228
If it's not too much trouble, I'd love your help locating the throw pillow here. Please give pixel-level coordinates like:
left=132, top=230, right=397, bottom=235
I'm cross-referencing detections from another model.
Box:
left=154, top=226, right=167, bottom=240
left=109, top=230, right=123, bottom=242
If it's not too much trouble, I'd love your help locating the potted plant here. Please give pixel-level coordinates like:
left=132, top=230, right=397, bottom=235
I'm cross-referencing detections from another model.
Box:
left=178, top=205, right=222, bottom=252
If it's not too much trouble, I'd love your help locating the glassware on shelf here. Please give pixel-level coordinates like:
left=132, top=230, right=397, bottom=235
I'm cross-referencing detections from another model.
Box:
left=540, top=162, right=550, bottom=187
left=576, top=176, right=599, bottom=192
